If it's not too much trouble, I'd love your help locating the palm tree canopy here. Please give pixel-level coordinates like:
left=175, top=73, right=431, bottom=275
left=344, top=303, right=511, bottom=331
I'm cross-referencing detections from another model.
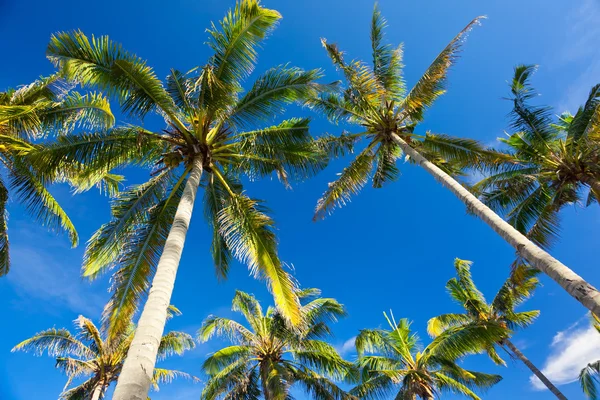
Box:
left=198, top=289, right=357, bottom=400
left=353, top=312, right=503, bottom=400
left=308, top=4, right=501, bottom=220
left=473, top=65, right=600, bottom=249
left=428, top=259, right=540, bottom=366
left=36, top=0, right=338, bottom=333
left=11, top=310, right=196, bottom=399
left=0, top=75, right=115, bottom=276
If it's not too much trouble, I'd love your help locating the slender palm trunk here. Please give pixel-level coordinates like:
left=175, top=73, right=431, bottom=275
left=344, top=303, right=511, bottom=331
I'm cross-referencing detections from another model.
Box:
left=112, top=157, right=204, bottom=400
left=391, top=134, right=600, bottom=315
left=503, top=339, right=566, bottom=399
left=91, top=380, right=107, bottom=400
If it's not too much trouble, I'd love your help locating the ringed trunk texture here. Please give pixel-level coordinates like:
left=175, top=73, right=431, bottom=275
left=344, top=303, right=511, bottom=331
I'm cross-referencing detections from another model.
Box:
left=503, top=339, right=566, bottom=399
left=112, top=157, right=204, bottom=400
left=391, top=134, right=600, bottom=315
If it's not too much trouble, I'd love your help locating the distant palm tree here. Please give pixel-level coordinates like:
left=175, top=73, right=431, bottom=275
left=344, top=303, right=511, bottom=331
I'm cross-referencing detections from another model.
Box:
left=12, top=307, right=196, bottom=400
left=309, top=4, right=600, bottom=315
left=428, top=258, right=566, bottom=399
left=353, top=312, right=503, bottom=400
left=198, top=289, right=356, bottom=400
left=0, top=75, right=114, bottom=275
left=39, top=1, right=335, bottom=397
left=580, top=313, right=600, bottom=399
left=474, top=65, right=600, bottom=250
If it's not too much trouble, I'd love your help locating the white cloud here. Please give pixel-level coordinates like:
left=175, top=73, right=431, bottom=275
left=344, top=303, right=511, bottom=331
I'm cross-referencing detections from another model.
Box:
left=530, top=317, right=600, bottom=390
left=336, top=336, right=356, bottom=356
left=7, top=244, right=105, bottom=316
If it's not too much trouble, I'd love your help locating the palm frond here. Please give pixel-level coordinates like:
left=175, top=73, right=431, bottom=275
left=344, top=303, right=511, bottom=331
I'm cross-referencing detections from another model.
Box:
left=12, top=328, right=94, bottom=358
left=372, top=141, right=401, bottom=188
left=580, top=361, right=600, bottom=400
left=0, top=178, right=9, bottom=276
left=400, top=17, right=484, bottom=122
left=217, top=193, right=300, bottom=325
left=371, top=3, right=405, bottom=99
left=314, top=144, right=375, bottom=220
left=157, top=331, right=196, bottom=360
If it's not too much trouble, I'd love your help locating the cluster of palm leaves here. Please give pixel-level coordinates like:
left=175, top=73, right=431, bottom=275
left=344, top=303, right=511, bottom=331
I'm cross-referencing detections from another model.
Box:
left=5, top=0, right=600, bottom=398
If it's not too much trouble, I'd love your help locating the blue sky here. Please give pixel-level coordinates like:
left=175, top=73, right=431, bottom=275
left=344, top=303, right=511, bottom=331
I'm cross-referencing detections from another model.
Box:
left=1, top=0, right=600, bottom=399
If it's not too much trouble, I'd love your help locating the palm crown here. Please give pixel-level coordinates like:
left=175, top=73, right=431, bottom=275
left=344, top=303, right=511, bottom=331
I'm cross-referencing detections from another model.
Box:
left=428, top=259, right=540, bottom=365
left=35, top=0, right=336, bottom=333
left=0, top=75, right=114, bottom=275
left=580, top=313, right=600, bottom=399
left=198, top=289, right=356, bottom=400
left=353, top=312, right=503, bottom=400
left=473, top=65, right=600, bottom=249
left=309, top=5, right=494, bottom=219
left=11, top=308, right=196, bottom=399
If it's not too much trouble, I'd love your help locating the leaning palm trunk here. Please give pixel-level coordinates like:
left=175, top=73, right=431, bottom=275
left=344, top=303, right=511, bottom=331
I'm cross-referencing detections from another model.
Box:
left=503, top=339, right=566, bottom=400
left=581, top=175, right=600, bottom=202
left=112, top=157, right=203, bottom=400
left=392, top=134, right=600, bottom=315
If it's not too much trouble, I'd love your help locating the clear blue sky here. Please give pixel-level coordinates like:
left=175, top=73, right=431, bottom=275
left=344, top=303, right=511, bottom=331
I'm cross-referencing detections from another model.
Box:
left=1, top=0, right=600, bottom=399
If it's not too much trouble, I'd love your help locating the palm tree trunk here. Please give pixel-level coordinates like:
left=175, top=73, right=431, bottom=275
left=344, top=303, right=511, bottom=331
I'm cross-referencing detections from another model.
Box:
left=581, top=175, right=600, bottom=203
left=391, top=134, right=600, bottom=315
left=112, top=157, right=204, bottom=400
left=91, top=380, right=107, bottom=400
left=503, top=339, right=566, bottom=399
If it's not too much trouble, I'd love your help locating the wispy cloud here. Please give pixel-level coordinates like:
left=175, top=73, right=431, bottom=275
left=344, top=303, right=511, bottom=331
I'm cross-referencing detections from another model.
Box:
left=336, top=336, right=357, bottom=357
left=554, top=0, right=600, bottom=112
left=530, top=316, right=600, bottom=390
left=7, top=244, right=105, bottom=316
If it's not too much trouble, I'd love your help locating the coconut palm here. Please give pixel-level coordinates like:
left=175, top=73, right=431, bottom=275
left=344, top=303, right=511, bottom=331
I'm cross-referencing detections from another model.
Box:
left=353, top=312, right=503, bottom=400
left=12, top=307, right=196, bottom=400
left=37, top=1, right=336, bottom=398
left=309, top=3, right=600, bottom=315
left=427, top=258, right=566, bottom=399
left=579, top=313, right=600, bottom=399
left=198, top=289, right=356, bottom=400
left=473, top=65, right=600, bottom=250
left=0, top=75, right=114, bottom=275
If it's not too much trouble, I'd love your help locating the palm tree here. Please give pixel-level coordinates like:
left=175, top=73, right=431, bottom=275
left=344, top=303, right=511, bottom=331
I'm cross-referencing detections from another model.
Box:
left=37, top=1, right=336, bottom=398
left=12, top=307, right=196, bottom=400
left=353, top=312, right=503, bottom=400
left=309, top=4, right=600, bottom=314
left=473, top=65, right=600, bottom=250
left=580, top=313, right=600, bottom=399
left=427, top=258, right=566, bottom=399
left=198, top=289, right=356, bottom=400
left=0, top=75, right=114, bottom=275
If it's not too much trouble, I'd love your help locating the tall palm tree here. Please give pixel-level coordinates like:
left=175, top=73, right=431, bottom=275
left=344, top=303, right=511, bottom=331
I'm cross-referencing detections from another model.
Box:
left=198, top=289, right=356, bottom=400
left=353, top=312, right=503, bottom=400
left=580, top=313, right=600, bottom=399
left=427, top=258, right=566, bottom=399
left=473, top=65, right=600, bottom=250
left=37, top=1, right=336, bottom=398
left=0, top=75, right=114, bottom=275
left=12, top=307, right=196, bottom=400
left=309, top=4, right=600, bottom=314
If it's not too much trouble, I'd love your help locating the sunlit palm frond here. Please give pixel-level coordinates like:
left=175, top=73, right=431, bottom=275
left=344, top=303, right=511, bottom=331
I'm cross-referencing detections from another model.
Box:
left=372, top=141, right=400, bottom=188
left=157, top=331, right=195, bottom=361
left=47, top=30, right=183, bottom=126
left=314, top=145, right=375, bottom=220
left=152, top=368, right=200, bottom=390
left=229, top=66, right=326, bottom=127
left=568, top=84, right=600, bottom=141
left=400, top=17, right=485, bottom=122
left=203, top=345, right=253, bottom=375
left=217, top=192, right=300, bottom=325
left=74, top=316, right=104, bottom=355
left=198, top=315, right=255, bottom=343
left=8, top=158, right=78, bottom=246
left=370, top=3, right=405, bottom=100
left=208, top=0, right=281, bottom=90
left=12, top=328, right=94, bottom=358
left=427, top=313, right=473, bottom=337
left=83, top=169, right=175, bottom=279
